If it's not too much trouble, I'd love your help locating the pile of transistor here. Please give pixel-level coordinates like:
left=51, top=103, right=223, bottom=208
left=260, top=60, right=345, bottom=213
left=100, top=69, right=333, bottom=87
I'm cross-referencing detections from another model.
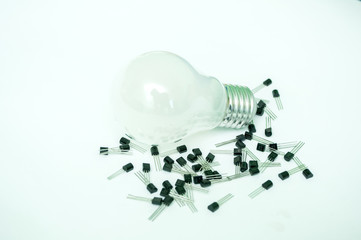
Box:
left=100, top=79, right=313, bottom=221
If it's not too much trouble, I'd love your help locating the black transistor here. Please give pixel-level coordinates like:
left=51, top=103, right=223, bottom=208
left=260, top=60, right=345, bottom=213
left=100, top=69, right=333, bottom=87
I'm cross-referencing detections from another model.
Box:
left=119, top=137, right=147, bottom=153
left=207, top=193, right=234, bottom=212
left=252, top=78, right=272, bottom=93
left=272, top=89, right=283, bottom=110
left=248, top=180, right=273, bottom=198
left=107, top=163, right=134, bottom=180
left=160, top=145, right=187, bottom=157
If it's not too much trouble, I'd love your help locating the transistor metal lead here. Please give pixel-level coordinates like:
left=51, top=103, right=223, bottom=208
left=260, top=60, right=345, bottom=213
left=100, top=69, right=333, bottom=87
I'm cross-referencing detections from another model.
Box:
left=207, top=193, right=234, bottom=212
left=248, top=180, right=273, bottom=199
left=252, top=78, right=272, bottom=93
left=272, top=89, right=283, bottom=110
left=127, top=194, right=163, bottom=205
left=159, top=145, right=187, bottom=157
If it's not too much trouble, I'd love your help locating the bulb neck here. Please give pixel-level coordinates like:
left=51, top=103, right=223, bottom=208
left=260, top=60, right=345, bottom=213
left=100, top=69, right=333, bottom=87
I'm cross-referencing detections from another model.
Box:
left=219, top=84, right=256, bottom=128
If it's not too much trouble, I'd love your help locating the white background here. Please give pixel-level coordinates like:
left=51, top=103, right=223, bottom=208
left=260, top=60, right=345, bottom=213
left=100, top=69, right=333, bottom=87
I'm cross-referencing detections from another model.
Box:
left=1, top=0, right=361, bottom=239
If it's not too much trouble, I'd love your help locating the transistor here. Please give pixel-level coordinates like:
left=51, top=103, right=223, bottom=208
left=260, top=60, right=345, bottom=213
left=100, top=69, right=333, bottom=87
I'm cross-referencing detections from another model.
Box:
left=284, top=141, right=305, bottom=161
left=257, top=100, right=277, bottom=120
left=248, top=121, right=257, bottom=133
left=234, top=156, right=242, bottom=174
left=214, top=134, right=246, bottom=147
left=151, top=146, right=162, bottom=171
left=259, top=152, right=279, bottom=173
left=235, top=139, right=246, bottom=149
left=163, top=156, right=175, bottom=165
left=256, top=143, right=266, bottom=152
left=265, top=116, right=272, bottom=137
left=278, top=164, right=307, bottom=180
left=272, top=89, right=283, bottom=110
left=176, top=156, right=196, bottom=174
left=148, top=195, right=174, bottom=221
left=99, top=145, right=132, bottom=155
left=268, top=141, right=298, bottom=151
left=163, top=162, right=189, bottom=175
left=107, top=163, right=134, bottom=180
left=159, top=145, right=187, bottom=157
left=192, top=148, right=213, bottom=171
left=134, top=170, right=158, bottom=194
left=127, top=194, right=163, bottom=206
left=200, top=179, right=212, bottom=188
left=248, top=180, right=273, bottom=199
left=252, top=78, right=272, bottom=93
left=162, top=180, right=173, bottom=190
left=160, top=188, right=170, bottom=197
left=302, top=168, right=314, bottom=179
left=244, top=131, right=274, bottom=145
left=119, top=137, right=147, bottom=153
left=142, top=163, right=151, bottom=181
left=193, top=175, right=203, bottom=184
left=184, top=174, right=192, bottom=184
left=207, top=193, right=234, bottom=212
left=245, top=147, right=281, bottom=170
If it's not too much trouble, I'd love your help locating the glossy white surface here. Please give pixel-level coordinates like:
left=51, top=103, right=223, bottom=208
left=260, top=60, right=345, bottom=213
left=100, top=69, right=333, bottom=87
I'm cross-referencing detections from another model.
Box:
left=114, top=51, right=226, bottom=145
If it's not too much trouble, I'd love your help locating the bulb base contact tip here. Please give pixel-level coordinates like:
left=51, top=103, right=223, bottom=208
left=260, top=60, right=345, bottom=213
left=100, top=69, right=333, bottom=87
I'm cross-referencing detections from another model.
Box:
left=219, top=84, right=256, bottom=128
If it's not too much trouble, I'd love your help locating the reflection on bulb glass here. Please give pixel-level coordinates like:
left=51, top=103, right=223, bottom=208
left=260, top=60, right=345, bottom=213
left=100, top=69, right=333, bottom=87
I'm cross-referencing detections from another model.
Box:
left=113, top=51, right=256, bottom=145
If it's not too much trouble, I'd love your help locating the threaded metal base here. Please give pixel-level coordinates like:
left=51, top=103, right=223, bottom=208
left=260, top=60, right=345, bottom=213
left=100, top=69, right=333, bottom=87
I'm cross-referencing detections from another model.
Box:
left=219, top=84, right=256, bottom=129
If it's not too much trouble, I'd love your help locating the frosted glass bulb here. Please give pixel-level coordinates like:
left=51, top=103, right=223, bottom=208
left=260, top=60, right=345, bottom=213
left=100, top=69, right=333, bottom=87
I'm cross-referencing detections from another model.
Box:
left=113, top=51, right=256, bottom=145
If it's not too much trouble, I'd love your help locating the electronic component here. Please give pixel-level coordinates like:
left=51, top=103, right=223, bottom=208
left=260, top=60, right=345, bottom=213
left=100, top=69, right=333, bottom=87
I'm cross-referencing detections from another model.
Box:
left=159, top=145, right=187, bottom=157
left=252, top=78, right=272, bottom=93
left=272, top=89, right=283, bottom=110
left=284, top=141, right=305, bottom=161
left=244, top=131, right=274, bottom=144
left=302, top=168, right=314, bottom=179
left=107, top=163, right=134, bottom=180
left=268, top=141, right=298, bottom=151
left=257, top=100, right=277, bottom=120
left=278, top=164, right=307, bottom=180
left=265, top=116, right=272, bottom=137
left=119, top=137, right=147, bottom=153
left=162, top=180, right=173, bottom=190
left=207, top=193, right=234, bottom=212
left=151, top=146, right=162, bottom=171
left=248, top=122, right=257, bottom=133
left=235, top=139, right=246, bottom=149
left=248, top=180, right=273, bottom=198
left=214, top=134, right=246, bottom=147
left=176, top=156, right=196, bottom=174
left=134, top=171, right=158, bottom=194
left=163, top=156, right=175, bottom=165
left=148, top=196, right=174, bottom=221
left=99, top=145, right=132, bottom=155
left=256, top=143, right=266, bottom=152
left=192, top=148, right=213, bottom=171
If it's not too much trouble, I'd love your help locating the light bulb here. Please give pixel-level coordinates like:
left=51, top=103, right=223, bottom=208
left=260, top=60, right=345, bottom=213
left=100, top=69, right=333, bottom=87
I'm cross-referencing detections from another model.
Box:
left=113, top=51, right=256, bottom=145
